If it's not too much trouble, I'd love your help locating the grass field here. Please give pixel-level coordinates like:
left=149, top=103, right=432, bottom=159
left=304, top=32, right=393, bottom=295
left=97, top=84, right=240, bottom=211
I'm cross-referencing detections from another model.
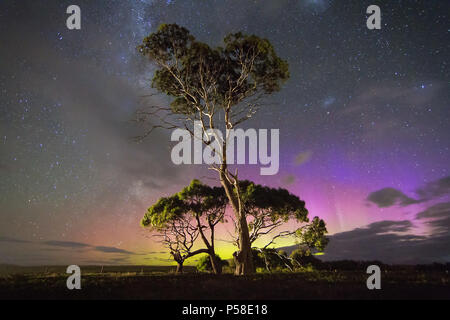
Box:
left=0, top=265, right=448, bottom=300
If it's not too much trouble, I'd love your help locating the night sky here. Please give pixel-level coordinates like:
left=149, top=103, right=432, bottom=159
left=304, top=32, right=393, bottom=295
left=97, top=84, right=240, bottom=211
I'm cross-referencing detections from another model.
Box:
left=0, top=0, right=449, bottom=266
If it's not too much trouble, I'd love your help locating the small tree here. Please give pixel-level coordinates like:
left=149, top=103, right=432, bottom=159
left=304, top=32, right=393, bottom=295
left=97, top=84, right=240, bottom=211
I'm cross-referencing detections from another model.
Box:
left=295, top=216, right=329, bottom=252
left=207, top=180, right=328, bottom=272
left=160, top=220, right=198, bottom=274
left=141, top=195, right=204, bottom=273
left=141, top=180, right=227, bottom=274
left=137, top=24, right=289, bottom=275
left=178, top=180, right=228, bottom=274
left=238, top=181, right=328, bottom=251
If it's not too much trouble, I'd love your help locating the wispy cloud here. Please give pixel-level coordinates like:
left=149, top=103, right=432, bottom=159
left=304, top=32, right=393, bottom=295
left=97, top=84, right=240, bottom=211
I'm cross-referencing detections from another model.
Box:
left=294, top=151, right=313, bottom=166
left=0, top=236, right=31, bottom=244
left=2, top=237, right=135, bottom=255
left=43, top=241, right=91, bottom=248
left=94, top=246, right=134, bottom=254
left=416, top=177, right=450, bottom=201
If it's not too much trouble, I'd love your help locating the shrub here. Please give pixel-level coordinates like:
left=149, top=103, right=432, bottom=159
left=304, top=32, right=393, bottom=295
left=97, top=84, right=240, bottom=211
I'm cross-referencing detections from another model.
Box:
left=196, top=254, right=229, bottom=273
left=290, top=249, right=322, bottom=269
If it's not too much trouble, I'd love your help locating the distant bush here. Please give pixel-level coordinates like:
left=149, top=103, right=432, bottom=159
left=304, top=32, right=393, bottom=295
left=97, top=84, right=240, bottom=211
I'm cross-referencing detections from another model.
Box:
left=252, top=248, right=293, bottom=271
left=318, top=260, right=385, bottom=271
left=196, top=254, right=229, bottom=273
left=290, top=249, right=322, bottom=269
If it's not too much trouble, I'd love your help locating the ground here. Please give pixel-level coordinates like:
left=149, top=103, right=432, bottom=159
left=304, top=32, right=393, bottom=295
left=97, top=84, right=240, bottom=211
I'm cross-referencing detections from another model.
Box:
left=0, top=265, right=448, bottom=300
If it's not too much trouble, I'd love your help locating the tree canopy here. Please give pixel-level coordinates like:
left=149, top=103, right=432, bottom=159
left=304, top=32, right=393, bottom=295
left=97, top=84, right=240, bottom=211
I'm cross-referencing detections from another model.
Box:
left=237, top=180, right=327, bottom=252
left=137, top=23, right=289, bottom=122
left=141, top=179, right=227, bottom=229
left=141, top=194, right=187, bottom=229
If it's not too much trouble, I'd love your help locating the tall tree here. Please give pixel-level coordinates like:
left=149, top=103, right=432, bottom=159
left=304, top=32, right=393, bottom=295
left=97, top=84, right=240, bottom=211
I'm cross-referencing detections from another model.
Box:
left=137, top=24, right=289, bottom=274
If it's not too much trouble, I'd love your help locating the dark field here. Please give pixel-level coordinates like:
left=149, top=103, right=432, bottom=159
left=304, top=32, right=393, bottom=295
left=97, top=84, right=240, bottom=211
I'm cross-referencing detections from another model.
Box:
left=0, top=265, right=449, bottom=300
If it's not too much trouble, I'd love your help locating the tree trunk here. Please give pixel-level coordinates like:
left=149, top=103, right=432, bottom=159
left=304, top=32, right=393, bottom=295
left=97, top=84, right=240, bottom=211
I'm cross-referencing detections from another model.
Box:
left=219, top=165, right=254, bottom=275
left=195, top=215, right=222, bottom=275
left=176, top=262, right=183, bottom=274
left=209, top=252, right=222, bottom=275
left=218, top=137, right=254, bottom=275
left=233, top=211, right=255, bottom=275
left=172, top=251, right=184, bottom=274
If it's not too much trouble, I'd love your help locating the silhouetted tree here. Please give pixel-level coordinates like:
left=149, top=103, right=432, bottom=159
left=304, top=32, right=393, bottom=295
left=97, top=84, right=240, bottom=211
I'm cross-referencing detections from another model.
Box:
left=178, top=179, right=228, bottom=274
left=238, top=180, right=328, bottom=251
left=141, top=180, right=227, bottom=274
left=137, top=24, right=289, bottom=275
left=141, top=195, right=202, bottom=273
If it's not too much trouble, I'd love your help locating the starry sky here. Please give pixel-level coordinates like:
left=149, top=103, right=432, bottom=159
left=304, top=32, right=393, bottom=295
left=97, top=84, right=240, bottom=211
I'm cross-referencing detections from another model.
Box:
left=0, top=0, right=449, bottom=266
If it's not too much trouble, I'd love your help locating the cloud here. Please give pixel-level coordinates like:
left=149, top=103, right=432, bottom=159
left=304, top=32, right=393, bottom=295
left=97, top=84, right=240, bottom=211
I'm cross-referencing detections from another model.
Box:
left=110, top=257, right=131, bottom=263
left=281, top=174, right=296, bottom=185
left=416, top=202, right=450, bottom=235
left=340, top=82, right=447, bottom=143
left=4, top=238, right=135, bottom=255
left=416, top=176, right=450, bottom=200
left=294, top=151, right=312, bottom=166
left=323, top=220, right=415, bottom=243
left=427, top=216, right=450, bottom=236
left=282, top=218, right=449, bottom=264
left=366, top=187, right=421, bottom=208
left=43, top=241, right=91, bottom=248
left=416, top=202, right=450, bottom=220
left=0, top=236, right=30, bottom=244
left=343, top=82, right=445, bottom=116
left=45, top=241, right=135, bottom=254
left=367, top=176, right=450, bottom=208
left=81, top=260, right=111, bottom=265
left=321, top=220, right=449, bottom=264
left=94, top=246, right=134, bottom=254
